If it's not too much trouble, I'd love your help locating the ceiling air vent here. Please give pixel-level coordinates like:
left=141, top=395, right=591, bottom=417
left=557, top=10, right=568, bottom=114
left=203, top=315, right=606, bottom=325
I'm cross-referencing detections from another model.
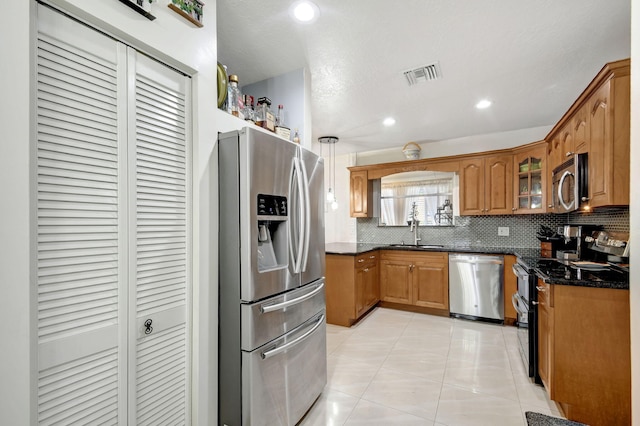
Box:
left=403, top=62, right=442, bottom=86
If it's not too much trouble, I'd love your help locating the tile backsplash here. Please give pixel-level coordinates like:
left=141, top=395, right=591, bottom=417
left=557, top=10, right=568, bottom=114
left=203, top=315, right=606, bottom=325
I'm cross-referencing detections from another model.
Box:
left=357, top=208, right=629, bottom=248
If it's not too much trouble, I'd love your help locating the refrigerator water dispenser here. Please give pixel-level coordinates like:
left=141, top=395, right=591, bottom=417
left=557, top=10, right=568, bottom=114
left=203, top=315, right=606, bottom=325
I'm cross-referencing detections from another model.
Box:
left=257, top=194, right=288, bottom=272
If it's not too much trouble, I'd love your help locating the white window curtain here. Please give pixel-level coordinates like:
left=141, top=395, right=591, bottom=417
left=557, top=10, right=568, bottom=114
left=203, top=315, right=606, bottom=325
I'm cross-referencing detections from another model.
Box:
left=381, top=178, right=453, bottom=226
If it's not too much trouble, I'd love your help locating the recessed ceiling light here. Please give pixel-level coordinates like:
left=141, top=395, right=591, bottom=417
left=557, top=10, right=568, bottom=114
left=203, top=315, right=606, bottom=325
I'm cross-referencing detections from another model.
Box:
left=290, top=1, right=319, bottom=23
left=476, top=99, right=492, bottom=109
left=383, top=117, right=396, bottom=126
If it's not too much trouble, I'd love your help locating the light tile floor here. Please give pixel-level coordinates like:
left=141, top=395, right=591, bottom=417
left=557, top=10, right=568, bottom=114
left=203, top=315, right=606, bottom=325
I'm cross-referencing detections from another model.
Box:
left=300, top=307, right=564, bottom=426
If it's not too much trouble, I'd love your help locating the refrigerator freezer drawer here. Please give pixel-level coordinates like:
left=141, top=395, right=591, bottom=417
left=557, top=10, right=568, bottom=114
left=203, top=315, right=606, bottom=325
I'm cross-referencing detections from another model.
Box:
left=242, top=312, right=327, bottom=426
left=240, top=279, right=325, bottom=351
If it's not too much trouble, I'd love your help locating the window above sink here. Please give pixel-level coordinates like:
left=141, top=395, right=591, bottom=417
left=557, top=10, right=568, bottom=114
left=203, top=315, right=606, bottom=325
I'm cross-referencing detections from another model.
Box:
left=378, top=171, right=459, bottom=227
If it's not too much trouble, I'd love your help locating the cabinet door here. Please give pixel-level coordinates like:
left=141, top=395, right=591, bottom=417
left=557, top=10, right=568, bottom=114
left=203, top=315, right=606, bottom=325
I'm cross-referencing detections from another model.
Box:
left=367, top=263, right=380, bottom=308
left=485, top=155, right=513, bottom=214
left=379, top=259, right=412, bottom=304
left=459, top=158, right=485, bottom=215
left=412, top=257, right=449, bottom=311
left=355, top=267, right=366, bottom=317
left=350, top=170, right=372, bottom=217
left=559, top=122, right=574, bottom=161
left=588, top=81, right=611, bottom=207
left=503, top=256, right=517, bottom=322
left=573, top=105, right=589, bottom=154
left=537, top=281, right=554, bottom=398
left=513, top=146, right=546, bottom=214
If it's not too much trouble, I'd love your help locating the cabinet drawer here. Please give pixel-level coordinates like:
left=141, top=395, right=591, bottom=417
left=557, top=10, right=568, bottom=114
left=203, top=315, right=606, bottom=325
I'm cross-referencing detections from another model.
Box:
left=355, top=251, right=378, bottom=268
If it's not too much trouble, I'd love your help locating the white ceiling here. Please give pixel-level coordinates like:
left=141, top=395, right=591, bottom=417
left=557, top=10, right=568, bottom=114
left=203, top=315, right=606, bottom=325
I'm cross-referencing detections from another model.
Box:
left=216, top=0, right=630, bottom=155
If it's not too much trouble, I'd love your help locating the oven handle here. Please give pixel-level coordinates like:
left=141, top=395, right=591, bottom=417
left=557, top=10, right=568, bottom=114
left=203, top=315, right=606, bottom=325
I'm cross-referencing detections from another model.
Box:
left=512, top=263, right=527, bottom=278
left=511, top=293, right=527, bottom=317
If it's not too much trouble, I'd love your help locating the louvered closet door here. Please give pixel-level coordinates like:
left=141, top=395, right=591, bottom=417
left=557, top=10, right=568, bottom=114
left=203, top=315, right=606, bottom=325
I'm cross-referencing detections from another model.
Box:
left=36, top=5, right=127, bottom=425
left=37, top=5, right=192, bottom=425
left=127, top=50, right=191, bottom=426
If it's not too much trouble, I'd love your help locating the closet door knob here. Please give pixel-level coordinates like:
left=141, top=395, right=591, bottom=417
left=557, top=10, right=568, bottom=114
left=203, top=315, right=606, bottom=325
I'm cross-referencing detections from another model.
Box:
left=144, top=319, right=153, bottom=335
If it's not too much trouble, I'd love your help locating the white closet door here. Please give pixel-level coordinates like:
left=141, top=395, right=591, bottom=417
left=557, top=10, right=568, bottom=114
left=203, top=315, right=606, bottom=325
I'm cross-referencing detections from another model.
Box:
left=127, top=50, right=191, bottom=426
left=36, top=5, right=127, bottom=425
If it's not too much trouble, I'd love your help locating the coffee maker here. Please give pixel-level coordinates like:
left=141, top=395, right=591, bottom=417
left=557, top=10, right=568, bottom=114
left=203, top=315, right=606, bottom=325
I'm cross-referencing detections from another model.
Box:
left=555, top=224, right=602, bottom=261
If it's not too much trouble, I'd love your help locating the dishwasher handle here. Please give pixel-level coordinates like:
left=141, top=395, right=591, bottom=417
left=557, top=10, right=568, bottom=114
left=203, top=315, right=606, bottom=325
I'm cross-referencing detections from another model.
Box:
left=449, top=255, right=504, bottom=265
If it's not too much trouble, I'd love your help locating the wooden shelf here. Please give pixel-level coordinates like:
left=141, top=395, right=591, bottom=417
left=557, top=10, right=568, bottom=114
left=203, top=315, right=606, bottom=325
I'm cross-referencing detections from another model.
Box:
left=118, top=0, right=156, bottom=20
left=168, top=4, right=203, bottom=27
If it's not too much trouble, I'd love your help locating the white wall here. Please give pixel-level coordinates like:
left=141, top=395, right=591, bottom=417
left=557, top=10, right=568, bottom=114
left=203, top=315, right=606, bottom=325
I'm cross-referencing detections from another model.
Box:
left=241, top=68, right=308, bottom=148
left=0, top=1, right=219, bottom=424
left=323, top=153, right=357, bottom=243
left=630, top=0, right=639, bottom=422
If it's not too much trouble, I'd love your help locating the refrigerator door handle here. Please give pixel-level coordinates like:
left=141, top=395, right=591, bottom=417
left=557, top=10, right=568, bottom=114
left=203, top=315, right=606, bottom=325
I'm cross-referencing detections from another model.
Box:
left=260, top=282, right=324, bottom=313
left=289, top=158, right=305, bottom=273
left=299, top=158, right=311, bottom=272
left=260, top=314, right=325, bottom=360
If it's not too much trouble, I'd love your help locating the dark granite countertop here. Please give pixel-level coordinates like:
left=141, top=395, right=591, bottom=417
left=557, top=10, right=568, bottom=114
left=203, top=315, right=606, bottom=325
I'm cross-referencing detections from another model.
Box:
left=325, top=242, right=540, bottom=257
left=516, top=256, right=629, bottom=290
left=325, top=242, right=628, bottom=290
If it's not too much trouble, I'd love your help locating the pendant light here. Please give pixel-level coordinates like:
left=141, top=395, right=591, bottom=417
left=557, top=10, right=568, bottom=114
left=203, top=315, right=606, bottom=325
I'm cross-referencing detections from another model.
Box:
left=318, top=136, right=339, bottom=210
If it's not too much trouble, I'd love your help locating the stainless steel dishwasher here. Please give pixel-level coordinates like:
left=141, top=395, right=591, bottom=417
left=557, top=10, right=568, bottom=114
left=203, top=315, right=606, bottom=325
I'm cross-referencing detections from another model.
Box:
left=449, top=254, right=504, bottom=323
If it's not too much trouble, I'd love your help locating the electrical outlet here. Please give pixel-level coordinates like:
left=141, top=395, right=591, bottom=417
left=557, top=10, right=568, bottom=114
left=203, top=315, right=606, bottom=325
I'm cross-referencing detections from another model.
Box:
left=498, top=226, right=510, bottom=237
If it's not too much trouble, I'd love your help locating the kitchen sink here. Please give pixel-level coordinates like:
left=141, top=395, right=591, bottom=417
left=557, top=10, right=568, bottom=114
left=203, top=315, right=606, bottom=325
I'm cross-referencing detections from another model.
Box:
left=387, top=244, right=444, bottom=249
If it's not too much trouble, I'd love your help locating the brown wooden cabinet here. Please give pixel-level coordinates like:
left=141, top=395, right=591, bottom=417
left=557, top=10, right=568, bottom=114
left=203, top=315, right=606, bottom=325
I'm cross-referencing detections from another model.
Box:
left=379, top=251, right=448, bottom=314
left=325, top=251, right=379, bottom=326
left=512, top=143, right=547, bottom=214
left=545, top=59, right=629, bottom=211
left=503, top=255, right=517, bottom=325
left=536, top=280, right=553, bottom=398
left=459, top=154, right=512, bottom=215
left=587, top=70, right=630, bottom=208
left=349, top=170, right=373, bottom=217
left=537, top=279, right=630, bottom=425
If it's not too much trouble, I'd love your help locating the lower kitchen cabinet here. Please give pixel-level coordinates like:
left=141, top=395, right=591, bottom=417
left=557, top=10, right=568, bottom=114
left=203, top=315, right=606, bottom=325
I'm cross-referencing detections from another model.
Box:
left=537, top=279, right=630, bottom=426
left=503, top=255, right=518, bottom=325
left=379, top=251, right=449, bottom=314
left=325, top=251, right=379, bottom=326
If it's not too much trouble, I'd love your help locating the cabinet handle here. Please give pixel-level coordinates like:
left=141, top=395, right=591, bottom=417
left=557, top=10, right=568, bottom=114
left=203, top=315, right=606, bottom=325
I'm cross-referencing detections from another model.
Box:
left=565, top=151, right=574, bottom=157
left=548, top=204, right=554, bottom=208
left=363, top=268, right=369, bottom=272
left=536, top=285, right=546, bottom=292
left=369, top=255, right=376, bottom=259
left=358, top=259, right=364, bottom=263
left=512, top=207, right=517, bottom=211
left=581, top=196, right=589, bottom=202
left=532, top=301, right=540, bottom=305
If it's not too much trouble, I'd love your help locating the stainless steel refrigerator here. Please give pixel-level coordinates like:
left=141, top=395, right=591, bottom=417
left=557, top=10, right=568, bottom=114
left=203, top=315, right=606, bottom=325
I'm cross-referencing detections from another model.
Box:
left=218, top=127, right=326, bottom=426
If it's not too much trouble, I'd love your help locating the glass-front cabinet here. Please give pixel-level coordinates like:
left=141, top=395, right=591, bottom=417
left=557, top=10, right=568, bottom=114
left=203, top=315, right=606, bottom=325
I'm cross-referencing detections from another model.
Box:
left=513, top=144, right=547, bottom=214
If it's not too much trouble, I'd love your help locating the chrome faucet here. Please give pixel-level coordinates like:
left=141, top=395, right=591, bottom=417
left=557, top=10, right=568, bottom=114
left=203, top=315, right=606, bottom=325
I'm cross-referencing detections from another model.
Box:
left=409, top=202, right=421, bottom=245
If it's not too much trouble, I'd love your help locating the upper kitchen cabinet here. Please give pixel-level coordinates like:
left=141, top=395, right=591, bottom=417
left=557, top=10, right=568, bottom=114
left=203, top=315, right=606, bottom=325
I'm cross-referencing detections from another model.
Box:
left=512, top=142, right=547, bottom=214
left=459, top=154, right=513, bottom=215
left=349, top=170, right=373, bottom=217
left=545, top=59, right=630, bottom=209
left=587, top=66, right=630, bottom=208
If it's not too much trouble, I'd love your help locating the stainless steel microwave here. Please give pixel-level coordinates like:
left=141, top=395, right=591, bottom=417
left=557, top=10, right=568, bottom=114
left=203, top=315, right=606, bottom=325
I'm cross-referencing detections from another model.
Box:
left=551, top=153, right=588, bottom=213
